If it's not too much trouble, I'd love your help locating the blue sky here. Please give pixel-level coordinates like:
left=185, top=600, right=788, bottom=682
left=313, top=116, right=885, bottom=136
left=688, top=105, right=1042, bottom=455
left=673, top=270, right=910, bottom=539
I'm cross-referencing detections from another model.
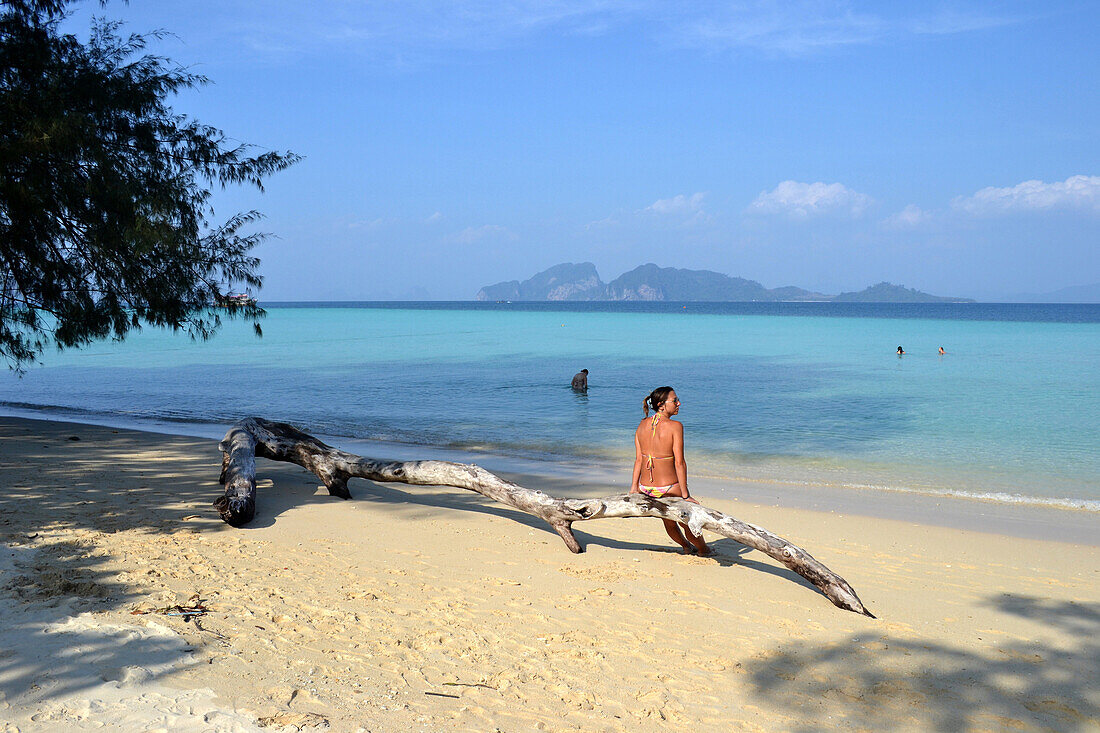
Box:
left=67, top=1, right=1099, bottom=299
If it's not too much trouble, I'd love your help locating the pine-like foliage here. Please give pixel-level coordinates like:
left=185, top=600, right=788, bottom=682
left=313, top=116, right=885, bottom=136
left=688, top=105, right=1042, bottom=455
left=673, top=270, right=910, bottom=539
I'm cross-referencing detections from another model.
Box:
left=0, top=1, right=300, bottom=367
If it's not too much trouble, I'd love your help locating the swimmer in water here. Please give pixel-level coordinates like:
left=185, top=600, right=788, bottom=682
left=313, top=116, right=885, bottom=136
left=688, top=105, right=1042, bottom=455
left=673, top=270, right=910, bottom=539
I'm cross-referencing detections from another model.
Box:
left=570, top=368, right=589, bottom=391
left=897, top=346, right=905, bottom=355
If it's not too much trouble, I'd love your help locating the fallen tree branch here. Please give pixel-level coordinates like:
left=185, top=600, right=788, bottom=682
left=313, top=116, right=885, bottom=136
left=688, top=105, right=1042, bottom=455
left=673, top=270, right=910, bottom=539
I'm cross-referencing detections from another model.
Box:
left=215, top=417, right=874, bottom=616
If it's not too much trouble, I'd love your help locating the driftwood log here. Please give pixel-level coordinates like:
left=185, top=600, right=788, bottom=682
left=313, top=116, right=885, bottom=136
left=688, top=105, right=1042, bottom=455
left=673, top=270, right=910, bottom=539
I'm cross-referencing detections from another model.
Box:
left=215, top=417, right=873, bottom=616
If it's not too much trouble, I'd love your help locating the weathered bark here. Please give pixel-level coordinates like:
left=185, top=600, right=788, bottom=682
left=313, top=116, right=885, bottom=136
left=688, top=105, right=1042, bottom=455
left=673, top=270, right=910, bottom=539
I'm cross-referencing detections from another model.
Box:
left=216, top=417, right=874, bottom=616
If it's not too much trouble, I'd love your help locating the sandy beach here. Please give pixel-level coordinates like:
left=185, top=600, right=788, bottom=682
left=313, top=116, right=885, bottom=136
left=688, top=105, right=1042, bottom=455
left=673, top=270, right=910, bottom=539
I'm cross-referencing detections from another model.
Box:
left=1, top=416, right=1098, bottom=732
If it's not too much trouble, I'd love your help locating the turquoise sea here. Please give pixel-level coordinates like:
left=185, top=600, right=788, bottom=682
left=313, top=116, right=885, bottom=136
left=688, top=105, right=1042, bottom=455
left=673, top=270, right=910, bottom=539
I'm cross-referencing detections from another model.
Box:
left=2, top=302, right=1098, bottom=511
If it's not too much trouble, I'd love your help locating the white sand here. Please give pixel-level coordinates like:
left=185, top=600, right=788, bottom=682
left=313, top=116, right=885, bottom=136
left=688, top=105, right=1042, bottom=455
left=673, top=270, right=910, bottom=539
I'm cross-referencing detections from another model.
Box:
left=1, top=417, right=1098, bottom=731
left=0, top=544, right=261, bottom=731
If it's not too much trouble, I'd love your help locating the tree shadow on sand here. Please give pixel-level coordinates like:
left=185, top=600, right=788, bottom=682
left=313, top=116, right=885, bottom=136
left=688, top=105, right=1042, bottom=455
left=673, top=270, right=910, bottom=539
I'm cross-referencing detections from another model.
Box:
left=0, top=421, right=237, bottom=716
left=745, top=594, right=1100, bottom=731
left=0, top=541, right=203, bottom=714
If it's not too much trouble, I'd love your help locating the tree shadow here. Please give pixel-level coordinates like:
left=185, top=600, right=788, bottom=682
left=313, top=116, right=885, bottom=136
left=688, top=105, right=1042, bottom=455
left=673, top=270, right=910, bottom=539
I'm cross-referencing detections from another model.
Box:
left=744, top=594, right=1100, bottom=731
left=0, top=420, right=237, bottom=717
left=0, top=542, right=202, bottom=714
left=0, top=418, right=342, bottom=538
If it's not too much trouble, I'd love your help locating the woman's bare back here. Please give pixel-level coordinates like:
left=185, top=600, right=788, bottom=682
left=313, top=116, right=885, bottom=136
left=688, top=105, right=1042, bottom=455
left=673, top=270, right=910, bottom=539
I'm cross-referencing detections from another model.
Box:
left=635, top=415, right=680, bottom=486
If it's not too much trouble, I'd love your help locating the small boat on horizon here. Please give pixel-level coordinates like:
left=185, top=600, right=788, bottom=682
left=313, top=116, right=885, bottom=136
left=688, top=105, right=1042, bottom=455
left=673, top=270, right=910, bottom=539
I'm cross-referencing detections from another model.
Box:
left=214, top=292, right=257, bottom=307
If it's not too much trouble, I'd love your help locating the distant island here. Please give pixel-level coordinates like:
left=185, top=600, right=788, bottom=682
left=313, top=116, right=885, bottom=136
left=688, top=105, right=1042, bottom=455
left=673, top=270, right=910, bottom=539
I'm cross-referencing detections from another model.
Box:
left=1001, top=282, right=1100, bottom=303
left=476, top=263, right=973, bottom=303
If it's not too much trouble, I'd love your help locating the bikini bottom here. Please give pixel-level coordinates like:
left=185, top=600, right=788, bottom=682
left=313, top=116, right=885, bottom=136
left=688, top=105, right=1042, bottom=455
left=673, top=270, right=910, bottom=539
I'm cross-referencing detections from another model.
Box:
left=638, top=483, right=678, bottom=499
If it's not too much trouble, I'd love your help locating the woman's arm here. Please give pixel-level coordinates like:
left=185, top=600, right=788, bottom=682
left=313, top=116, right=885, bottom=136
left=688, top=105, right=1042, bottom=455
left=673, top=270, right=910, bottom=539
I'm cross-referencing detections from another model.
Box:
left=630, top=428, right=643, bottom=493
left=671, top=421, right=694, bottom=501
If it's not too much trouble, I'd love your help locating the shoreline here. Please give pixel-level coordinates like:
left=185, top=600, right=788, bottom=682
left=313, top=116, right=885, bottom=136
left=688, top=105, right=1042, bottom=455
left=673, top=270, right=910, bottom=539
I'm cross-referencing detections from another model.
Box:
left=2, top=410, right=1098, bottom=547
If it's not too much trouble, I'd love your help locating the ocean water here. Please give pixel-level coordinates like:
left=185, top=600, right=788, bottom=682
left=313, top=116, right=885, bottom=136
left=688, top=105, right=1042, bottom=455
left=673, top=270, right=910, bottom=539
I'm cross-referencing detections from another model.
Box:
left=2, top=302, right=1098, bottom=511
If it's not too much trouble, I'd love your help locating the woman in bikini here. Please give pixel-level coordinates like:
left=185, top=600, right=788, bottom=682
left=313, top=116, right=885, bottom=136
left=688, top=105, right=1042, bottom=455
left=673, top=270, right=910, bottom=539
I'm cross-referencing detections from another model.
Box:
left=630, top=386, right=711, bottom=556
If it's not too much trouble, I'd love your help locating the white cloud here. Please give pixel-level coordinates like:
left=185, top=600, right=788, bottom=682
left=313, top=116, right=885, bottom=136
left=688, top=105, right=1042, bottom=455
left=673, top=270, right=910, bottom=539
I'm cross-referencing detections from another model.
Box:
left=884, top=204, right=928, bottom=228
left=447, top=224, right=515, bottom=245
left=208, top=1, right=1023, bottom=63
left=677, top=2, right=884, bottom=55
left=234, top=0, right=640, bottom=59
left=585, top=213, right=621, bottom=229
left=952, top=175, right=1100, bottom=215
left=645, top=192, right=706, bottom=215
left=348, top=213, right=443, bottom=229
left=910, top=8, right=1020, bottom=35
left=348, top=216, right=394, bottom=230
left=669, top=2, right=1020, bottom=56
left=747, top=180, right=872, bottom=218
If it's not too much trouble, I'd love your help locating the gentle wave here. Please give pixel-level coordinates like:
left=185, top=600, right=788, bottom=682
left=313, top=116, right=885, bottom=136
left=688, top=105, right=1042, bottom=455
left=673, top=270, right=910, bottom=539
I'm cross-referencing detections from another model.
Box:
left=684, top=462, right=1100, bottom=513
left=837, top=482, right=1100, bottom=512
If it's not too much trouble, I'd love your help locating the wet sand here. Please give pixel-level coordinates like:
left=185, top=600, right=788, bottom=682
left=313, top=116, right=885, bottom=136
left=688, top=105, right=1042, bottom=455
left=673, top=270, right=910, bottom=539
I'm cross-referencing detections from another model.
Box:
left=1, top=416, right=1097, bottom=731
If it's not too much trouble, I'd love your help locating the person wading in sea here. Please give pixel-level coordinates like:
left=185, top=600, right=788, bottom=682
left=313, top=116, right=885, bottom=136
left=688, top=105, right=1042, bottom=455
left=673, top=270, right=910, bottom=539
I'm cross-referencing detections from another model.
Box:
left=630, top=386, right=711, bottom=556
left=571, top=369, right=589, bottom=391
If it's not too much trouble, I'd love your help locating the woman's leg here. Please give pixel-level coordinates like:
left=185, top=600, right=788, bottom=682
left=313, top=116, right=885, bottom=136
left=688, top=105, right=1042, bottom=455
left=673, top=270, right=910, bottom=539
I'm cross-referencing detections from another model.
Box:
left=660, top=518, right=693, bottom=553
left=662, top=486, right=712, bottom=556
